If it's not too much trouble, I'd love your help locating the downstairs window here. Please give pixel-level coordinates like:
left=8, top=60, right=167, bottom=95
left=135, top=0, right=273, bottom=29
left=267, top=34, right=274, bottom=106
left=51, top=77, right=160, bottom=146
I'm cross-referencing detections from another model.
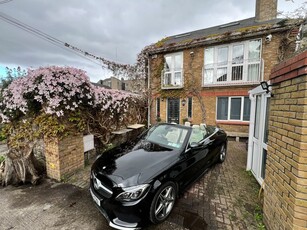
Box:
left=217, top=96, right=251, bottom=121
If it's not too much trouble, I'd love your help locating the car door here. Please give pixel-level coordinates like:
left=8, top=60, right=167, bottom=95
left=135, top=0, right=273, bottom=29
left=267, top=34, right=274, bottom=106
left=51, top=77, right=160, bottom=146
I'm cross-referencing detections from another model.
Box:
left=203, top=126, right=222, bottom=166
left=175, top=132, right=210, bottom=189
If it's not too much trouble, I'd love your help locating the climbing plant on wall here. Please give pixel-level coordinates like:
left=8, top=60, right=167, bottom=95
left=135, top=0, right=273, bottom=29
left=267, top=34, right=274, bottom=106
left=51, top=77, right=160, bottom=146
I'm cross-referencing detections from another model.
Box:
left=151, top=50, right=206, bottom=123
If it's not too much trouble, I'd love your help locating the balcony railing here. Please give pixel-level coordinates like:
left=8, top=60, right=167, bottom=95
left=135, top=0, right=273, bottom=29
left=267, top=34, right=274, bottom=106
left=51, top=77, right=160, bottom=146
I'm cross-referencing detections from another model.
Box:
left=161, top=68, right=183, bottom=89
left=202, top=59, right=263, bottom=87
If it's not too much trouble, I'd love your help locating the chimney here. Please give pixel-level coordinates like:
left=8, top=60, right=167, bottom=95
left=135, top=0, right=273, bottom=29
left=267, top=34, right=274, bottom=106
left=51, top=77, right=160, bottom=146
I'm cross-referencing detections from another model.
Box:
left=255, top=0, right=277, bottom=22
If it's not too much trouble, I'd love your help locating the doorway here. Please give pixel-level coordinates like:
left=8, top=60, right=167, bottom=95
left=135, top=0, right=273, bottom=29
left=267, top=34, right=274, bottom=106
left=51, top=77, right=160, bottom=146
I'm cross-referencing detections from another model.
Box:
left=247, top=85, right=271, bottom=184
left=167, top=98, right=180, bottom=124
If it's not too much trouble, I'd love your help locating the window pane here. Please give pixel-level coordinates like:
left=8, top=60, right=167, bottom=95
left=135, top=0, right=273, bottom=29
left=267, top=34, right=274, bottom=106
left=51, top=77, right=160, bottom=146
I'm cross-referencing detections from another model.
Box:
left=188, top=97, right=192, bottom=118
left=217, top=47, right=228, bottom=66
left=204, top=68, right=214, bottom=84
left=248, top=40, right=261, bottom=61
left=248, top=63, right=260, bottom=81
left=164, top=73, right=172, bottom=85
left=217, top=68, right=227, bottom=81
left=165, top=56, right=172, bottom=71
left=174, top=54, right=182, bottom=70
left=190, top=127, right=205, bottom=144
left=217, top=97, right=228, bottom=120
left=174, top=72, right=182, bottom=85
left=232, top=44, right=244, bottom=64
left=263, top=98, right=270, bottom=143
left=230, top=98, right=241, bottom=120
left=243, top=97, right=251, bottom=121
left=147, top=125, right=188, bottom=149
left=254, top=95, right=261, bottom=139
left=205, top=48, right=214, bottom=65
left=261, top=149, right=267, bottom=179
left=156, top=98, right=160, bottom=118
left=232, top=66, right=243, bottom=81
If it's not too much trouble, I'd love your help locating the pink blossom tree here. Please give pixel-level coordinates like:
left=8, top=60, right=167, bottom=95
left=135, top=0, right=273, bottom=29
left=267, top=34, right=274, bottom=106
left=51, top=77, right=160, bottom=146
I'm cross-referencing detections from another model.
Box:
left=0, top=66, right=146, bottom=186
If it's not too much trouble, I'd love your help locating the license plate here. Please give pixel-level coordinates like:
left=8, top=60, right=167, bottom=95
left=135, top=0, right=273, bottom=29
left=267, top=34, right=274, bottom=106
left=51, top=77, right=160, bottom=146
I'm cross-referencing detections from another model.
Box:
left=90, top=189, right=101, bottom=206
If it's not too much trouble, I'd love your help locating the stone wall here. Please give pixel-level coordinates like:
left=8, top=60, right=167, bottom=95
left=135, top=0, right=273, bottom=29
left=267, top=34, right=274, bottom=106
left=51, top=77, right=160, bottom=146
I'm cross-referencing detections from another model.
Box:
left=264, top=51, right=307, bottom=230
left=45, top=134, right=84, bottom=181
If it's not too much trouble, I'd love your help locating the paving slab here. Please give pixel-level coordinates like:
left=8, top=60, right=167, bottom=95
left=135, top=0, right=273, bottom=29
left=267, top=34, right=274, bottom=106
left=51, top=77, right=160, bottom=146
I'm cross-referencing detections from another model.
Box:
left=167, top=141, right=262, bottom=230
left=68, top=141, right=263, bottom=229
left=1, top=141, right=262, bottom=230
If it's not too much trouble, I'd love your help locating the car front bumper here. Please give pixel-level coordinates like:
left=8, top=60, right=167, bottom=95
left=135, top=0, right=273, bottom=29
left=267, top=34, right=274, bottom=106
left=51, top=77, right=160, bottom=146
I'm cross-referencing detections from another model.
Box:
left=89, top=182, right=148, bottom=230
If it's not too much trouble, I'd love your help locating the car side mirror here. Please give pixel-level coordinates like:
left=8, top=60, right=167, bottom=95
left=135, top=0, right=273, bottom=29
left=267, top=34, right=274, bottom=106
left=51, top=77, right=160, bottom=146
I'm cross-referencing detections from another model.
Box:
left=190, top=142, right=200, bottom=149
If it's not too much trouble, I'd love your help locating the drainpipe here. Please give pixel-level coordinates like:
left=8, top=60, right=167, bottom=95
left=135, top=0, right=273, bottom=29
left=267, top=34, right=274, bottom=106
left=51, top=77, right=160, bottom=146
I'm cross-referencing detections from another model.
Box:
left=246, top=91, right=256, bottom=171
left=147, top=56, right=151, bottom=128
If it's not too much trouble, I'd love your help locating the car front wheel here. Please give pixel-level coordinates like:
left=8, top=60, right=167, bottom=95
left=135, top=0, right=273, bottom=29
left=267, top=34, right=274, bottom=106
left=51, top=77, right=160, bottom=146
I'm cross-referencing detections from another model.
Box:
left=149, top=181, right=176, bottom=224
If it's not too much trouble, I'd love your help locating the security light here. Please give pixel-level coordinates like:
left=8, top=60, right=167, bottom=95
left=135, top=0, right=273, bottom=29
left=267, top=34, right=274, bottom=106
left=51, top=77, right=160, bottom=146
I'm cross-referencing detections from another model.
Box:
left=260, top=81, right=273, bottom=94
left=265, top=34, right=272, bottom=42
left=181, top=99, right=186, bottom=106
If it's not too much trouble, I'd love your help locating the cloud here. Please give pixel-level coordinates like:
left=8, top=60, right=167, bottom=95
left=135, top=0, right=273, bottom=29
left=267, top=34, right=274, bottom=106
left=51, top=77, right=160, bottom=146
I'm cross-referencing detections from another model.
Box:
left=0, top=0, right=304, bottom=82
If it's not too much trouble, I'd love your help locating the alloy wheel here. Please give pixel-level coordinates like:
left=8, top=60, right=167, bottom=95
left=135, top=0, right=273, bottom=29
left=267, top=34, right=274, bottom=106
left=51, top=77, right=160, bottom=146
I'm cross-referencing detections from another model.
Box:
left=154, top=185, right=175, bottom=221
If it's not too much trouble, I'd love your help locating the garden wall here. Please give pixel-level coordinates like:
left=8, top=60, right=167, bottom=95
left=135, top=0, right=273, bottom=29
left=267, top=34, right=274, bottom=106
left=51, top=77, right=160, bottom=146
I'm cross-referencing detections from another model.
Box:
left=264, top=50, right=307, bottom=229
left=45, top=134, right=84, bottom=181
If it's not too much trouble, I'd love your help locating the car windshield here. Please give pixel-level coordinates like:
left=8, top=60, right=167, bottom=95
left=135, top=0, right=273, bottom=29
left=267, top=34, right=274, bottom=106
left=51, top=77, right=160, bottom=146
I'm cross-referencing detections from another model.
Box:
left=145, top=124, right=189, bottom=149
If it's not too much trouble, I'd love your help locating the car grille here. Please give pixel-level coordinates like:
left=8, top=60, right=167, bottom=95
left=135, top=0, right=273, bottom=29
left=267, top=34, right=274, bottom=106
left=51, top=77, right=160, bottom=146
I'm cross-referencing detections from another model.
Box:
left=91, top=172, right=113, bottom=198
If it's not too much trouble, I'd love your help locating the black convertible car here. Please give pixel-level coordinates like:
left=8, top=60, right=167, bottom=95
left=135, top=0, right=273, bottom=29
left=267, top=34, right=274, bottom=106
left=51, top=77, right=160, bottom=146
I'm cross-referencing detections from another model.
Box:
left=90, top=123, right=227, bottom=229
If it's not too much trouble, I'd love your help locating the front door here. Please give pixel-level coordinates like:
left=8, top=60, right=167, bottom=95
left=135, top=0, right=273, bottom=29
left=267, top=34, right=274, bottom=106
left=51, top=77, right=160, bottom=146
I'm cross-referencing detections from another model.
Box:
left=167, top=98, right=180, bottom=124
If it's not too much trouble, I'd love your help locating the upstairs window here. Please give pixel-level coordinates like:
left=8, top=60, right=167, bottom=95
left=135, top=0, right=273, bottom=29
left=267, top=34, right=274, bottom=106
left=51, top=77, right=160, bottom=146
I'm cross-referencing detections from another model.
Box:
left=217, top=96, right=251, bottom=121
left=204, top=39, right=262, bottom=86
left=162, top=52, right=183, bottom=89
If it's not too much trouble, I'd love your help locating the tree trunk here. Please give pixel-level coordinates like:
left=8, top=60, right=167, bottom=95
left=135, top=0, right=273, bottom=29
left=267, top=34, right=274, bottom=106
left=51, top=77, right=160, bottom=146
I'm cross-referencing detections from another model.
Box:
left=0, top=142, right=41, bottom=186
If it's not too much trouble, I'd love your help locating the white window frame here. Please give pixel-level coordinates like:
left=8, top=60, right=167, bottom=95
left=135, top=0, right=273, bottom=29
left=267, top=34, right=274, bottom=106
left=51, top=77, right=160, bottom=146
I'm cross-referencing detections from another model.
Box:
left=162, top=52, right=183, bottom=89
left=203, top=39, right=262, bottom=86
left=216, top=96, right=250, bottom=122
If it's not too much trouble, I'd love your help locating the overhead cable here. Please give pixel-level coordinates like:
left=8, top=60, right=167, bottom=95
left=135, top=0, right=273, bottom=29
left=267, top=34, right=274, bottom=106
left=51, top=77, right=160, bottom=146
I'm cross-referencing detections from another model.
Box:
left=0, top=11, right=106, bottom=67
left=0, top=0, right=13, bottom=4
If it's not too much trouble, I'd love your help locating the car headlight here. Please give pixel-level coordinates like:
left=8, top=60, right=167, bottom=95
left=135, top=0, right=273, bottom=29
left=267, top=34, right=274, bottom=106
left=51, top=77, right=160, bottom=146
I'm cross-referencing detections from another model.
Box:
left=116, top=184, right=150, bottom=202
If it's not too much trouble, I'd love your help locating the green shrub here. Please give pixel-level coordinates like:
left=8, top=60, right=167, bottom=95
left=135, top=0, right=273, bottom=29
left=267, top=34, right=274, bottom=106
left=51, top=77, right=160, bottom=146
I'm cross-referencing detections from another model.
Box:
left=0, top=155, right=5, bottom=163
left=0, top=131, right=6, bottom=141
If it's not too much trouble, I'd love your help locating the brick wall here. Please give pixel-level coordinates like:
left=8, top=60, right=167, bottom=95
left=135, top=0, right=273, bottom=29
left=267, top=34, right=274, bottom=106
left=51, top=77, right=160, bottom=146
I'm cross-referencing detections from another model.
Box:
left=149, top=33, right=285, bottom=134
left=264, top=51, right=307, bottom=230
left=45, top=134, right=84, bottom=181
left=255, top=0, right=277, bottom=22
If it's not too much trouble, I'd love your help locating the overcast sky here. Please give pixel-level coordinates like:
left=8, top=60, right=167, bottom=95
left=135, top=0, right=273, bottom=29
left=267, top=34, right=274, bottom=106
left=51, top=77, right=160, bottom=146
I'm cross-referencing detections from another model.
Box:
left=0, top=0, right=305, bottom=82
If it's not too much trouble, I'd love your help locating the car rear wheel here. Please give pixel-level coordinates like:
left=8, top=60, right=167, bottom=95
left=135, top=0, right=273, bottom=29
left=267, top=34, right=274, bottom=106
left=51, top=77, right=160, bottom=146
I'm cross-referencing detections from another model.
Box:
left=149, top=181, right=176, bottom=224
left=219, top=144, right=226, bottom=163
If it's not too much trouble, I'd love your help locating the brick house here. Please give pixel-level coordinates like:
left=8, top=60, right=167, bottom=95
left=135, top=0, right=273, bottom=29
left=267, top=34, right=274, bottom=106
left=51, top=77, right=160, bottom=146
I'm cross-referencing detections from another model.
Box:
left=145, top=0, right=307, bottom=227
left=98, top=76, right=124, bottom=90
left=98, top=76, right=145, bottom=93
left=147, top=0, right=301, bottom=139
